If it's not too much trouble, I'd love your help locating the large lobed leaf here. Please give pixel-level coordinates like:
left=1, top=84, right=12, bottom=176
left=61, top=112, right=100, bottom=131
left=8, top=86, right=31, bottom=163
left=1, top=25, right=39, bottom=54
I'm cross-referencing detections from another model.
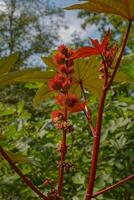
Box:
left=70, top=57, right=102, bottom=97
left=65, top=0, right=134, bottom=21
left=70, top=56, right=132, bottom=98
left=0, top=52, right=131, bottom=105
left=0, top=69, right=55, bottom=86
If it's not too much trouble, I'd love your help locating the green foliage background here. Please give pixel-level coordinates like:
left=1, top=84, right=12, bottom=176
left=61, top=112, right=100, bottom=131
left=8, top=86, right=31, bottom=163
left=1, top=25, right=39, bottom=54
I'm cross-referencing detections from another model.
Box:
left=0, top=1, right=134, bottom=200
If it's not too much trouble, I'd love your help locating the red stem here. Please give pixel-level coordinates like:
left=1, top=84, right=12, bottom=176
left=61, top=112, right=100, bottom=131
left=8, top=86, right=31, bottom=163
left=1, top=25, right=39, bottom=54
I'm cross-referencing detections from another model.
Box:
left=92, top=174, right=134, bottom=198
left=85, top=87, right=107, bottom=200
left=57, top=107, right=68, bottom=195
left=107, top=20, right=132, bottom=90
left=85, top=20, right=132, bottom=200
left=0, top=146, right=48, bottom=200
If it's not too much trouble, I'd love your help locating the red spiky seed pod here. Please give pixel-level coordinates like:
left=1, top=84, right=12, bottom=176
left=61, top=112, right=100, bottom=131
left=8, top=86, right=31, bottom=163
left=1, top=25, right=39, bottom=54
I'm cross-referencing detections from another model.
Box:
left=54, top=53, right=66, bottom=66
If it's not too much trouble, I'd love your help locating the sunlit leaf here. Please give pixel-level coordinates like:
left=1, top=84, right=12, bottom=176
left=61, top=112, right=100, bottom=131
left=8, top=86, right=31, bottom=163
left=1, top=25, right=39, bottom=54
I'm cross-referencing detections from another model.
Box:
left=72, top=173, right=85, bottom=185
left=0, top=53, right=19, bottom=76
left=0, top=69, right=55, bottom=86
left=0, top=106, right=15, bottom=116
left=70, top=57, right=102, bottom=97
left=65, top=0, right=134, bottom=21
left=69, top=57, right=132, bottom=98
left=24, top=82, right=43, bottom=89
left=33, top=84, right=54, bottom=106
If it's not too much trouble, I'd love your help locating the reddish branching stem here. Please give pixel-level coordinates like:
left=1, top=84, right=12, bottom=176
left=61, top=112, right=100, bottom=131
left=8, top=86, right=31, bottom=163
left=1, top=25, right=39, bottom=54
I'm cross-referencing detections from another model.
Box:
left=85, top=20, right=132, bottom=200
left=57, top=107, right=68, bottom=195
left=92, top=174, right=134, bottom=198
left=85, top=87, right=107, bottom=200
left=0, top=146, right=48, bottom=200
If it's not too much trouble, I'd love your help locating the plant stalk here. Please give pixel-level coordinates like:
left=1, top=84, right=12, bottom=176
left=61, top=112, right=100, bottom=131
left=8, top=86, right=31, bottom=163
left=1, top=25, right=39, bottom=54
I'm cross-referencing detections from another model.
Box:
left=0, top=146, right=48, bottom=200
left=85, top=20, right=132, bottom=200
left=85, top=87, right=107, bottom=200
left=92, top=174, right=134, bottom=198
left=57, top=107, right=68, bottom=195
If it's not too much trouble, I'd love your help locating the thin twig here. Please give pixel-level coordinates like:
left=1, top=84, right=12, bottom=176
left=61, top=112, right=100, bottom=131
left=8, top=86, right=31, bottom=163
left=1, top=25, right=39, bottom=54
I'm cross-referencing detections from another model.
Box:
left=0, top=146, right=48, bottom=200
left=79, top=81, right=96, bottom=136
left=84, top=106, right=96, bottom=137
left=92, top=174, right=134, bottom=198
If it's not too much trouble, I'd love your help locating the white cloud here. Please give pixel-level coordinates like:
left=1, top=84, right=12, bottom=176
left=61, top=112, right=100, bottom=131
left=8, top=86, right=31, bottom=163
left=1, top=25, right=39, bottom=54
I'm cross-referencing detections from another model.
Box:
left=58, top=10, right=99, bottom=44
left=0, top=1, right=6, bottom=12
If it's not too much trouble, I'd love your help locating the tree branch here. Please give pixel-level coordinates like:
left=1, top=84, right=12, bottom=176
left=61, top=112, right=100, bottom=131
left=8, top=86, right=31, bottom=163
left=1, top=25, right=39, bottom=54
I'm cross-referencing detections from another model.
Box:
left=0, top=146, right=48, bottom=200
left=92, top=174, right=134, bottom=198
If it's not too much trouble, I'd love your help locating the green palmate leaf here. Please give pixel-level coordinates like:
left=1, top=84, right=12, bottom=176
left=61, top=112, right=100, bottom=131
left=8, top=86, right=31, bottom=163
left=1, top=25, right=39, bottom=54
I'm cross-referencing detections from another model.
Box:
left=0, top=53, right=19, bottom=76
left=70, top=57, right=102, bottom=97
left=41, top=56, right=56, bottom=69
left=69, top=57, right=132, bottom=98
left=65, top=0, right=134, bottom=21
left=0, top=69, right=55, bottom=86
left=33, top=84, right=54, bottom=106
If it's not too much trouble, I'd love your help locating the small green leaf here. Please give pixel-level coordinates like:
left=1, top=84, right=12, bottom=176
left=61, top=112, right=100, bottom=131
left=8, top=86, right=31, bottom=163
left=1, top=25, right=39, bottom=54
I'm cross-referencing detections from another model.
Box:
left=72, top=173, right=85, bottom=185
left=20, top=111, right=31, bottom=119
left=17, top=101, right=24, bottom=114
left=24, top=82, right=43, bottom=89
left=0, top=107, right=15, bottom=116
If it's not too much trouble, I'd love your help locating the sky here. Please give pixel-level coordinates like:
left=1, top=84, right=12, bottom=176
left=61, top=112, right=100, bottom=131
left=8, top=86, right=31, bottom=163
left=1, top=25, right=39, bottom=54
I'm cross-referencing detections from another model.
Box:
left=54, top=0, right=99, bottom=44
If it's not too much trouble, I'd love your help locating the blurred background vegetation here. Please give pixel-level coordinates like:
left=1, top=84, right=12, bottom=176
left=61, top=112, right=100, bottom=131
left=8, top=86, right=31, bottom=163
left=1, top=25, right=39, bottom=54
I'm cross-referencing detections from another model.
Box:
left=0, top=0, right=134, bottom=199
